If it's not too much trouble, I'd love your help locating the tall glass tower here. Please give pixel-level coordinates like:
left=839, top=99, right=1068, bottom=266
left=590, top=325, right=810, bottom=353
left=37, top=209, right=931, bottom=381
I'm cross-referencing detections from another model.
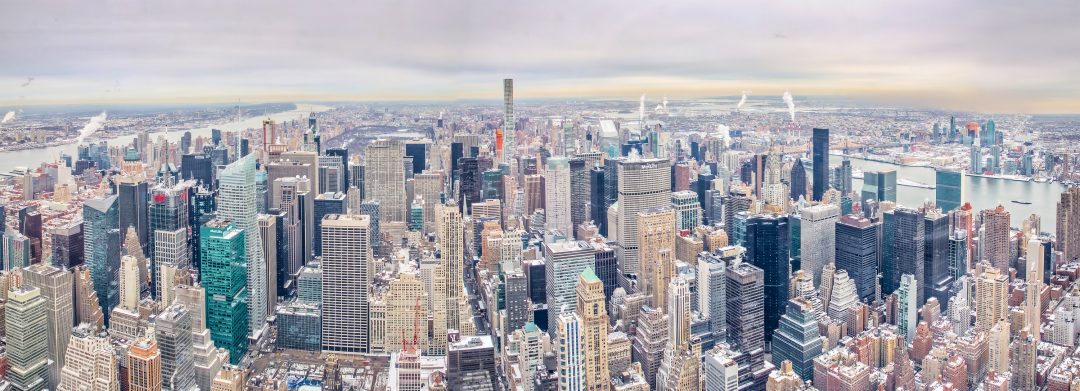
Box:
left=216, top=154, right=266, bottom=340
left=199, top=220, right=249, bottom=363
left=812, top=128, right=829, bottom=201
left=83, top=194, right=121, bottom=325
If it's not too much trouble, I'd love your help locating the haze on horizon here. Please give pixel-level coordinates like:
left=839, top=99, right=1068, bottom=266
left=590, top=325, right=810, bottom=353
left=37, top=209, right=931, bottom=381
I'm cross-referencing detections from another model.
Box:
left=2, top=0, right=1079, bottom=114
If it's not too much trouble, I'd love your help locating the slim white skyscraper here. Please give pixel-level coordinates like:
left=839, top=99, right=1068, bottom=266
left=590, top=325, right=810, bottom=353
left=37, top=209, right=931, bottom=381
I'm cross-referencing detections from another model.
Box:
left=898, top=274, right=918, bottom=343
left=217, top=153, right=268, bottom=339
left=503, top=79, right=515, bottom=163
left=321, top=214, right=372, bottom=353
left=545, top=157, right=573, bottom=235
left=556, top=312, right=586, bottom=391
left=23, top=263, right=73, bottom=389
left=1025, top=234, right=1045, bottom=338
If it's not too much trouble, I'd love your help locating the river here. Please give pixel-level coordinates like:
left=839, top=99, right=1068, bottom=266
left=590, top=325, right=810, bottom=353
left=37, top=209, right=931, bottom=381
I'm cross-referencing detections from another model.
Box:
left=0, top=103, right=332, bottom=173
left=837, top=155, right=1068, bottom=228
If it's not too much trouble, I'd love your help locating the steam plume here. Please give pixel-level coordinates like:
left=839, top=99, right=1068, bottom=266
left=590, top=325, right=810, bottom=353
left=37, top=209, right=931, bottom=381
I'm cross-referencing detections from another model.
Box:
left=737, top=91, right=751, bottom=109
left=782, top=91, right=795, bottom=122
left=76, top=111, right=108, bottom=143
left=639, top=93, right=646, bottom=121
left=1, top=111, right=14, bottom=123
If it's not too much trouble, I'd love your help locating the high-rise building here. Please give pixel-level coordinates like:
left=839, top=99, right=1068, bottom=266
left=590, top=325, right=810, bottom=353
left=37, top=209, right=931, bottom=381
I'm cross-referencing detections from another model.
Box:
left=616, top=158, right=671, bottom=276
left=799, top=204, right=839, bottom=286
left=982, top=204, right=1011, bottom=271
left=556, top=312, right=586, bottom=391
left=771, top=298, right=823, bottom=381
left=1024, top=235, right=1044, bottom=336
left=1058, top=187, right=1080, bottom=263
left=72, top=266, right=104, bottom=331
left=23, top=263, right=73, bottom=387
left=6, top=286, right=50, bottom=391
left=704, top=345, right=740, bottom=391
left=789, top=158, right=807, bottom=202
left=924, top=209, right=952, bottom=307
left=636, top=207, right=676, bottom=310
left=544, top=240, right=595, bottom=337
left=365, top=139, right=407, bottom=222
left=835, top=214, right=878, bottom=302
left=217, top=154, right=267, bottom=339
left=436, top=203, right=465, bottom=333
left=503, top=79, right=515, bottom=163
left=128, top=338, right=163, bottom=391
left=199, top=220, right=249, bottom=363
left=632, top=307, right=669, bottom=388
left=727, top=258, right=766, bottom=377
left=544, top=157, right=573, bottom=235
left=576, top=267, right=610, bottom=391
left=154, top=228, right=188, bottom=305
left=762, top=145, right=786, bottom=208
left=935, top=170, right=964, bottom=212
left=812, top=128, right=829, bottom=201
left=156, top=304, right=196, bottom=391
left=887, top=207, right=925, bottom=306
left=568, top=158, right=591, bottom=237
left=860, top=170, right=896, bottom=203
left=48, top=221, right=84, bottom=268
left=321, top=214, right=372, bottom=353
left=897, top=274, right=918, bottom=342
left=745, top=214, right=790, bottom=341
left=671, top=191, right=701, bottom=230
left=318, top=155, right=345, bottom=194
left=975, top=266, right=1010, bottom=332
left=58, top=325, right=117, bottom=391
left=174, top=284, right=228, bottom=391
left=697, top=251, right=728, bottom=336
left=83, top=195, right=121, bottom=324
left=117, top=175, right=151, bottom=257
left=313, top=192, right=347, bottom=256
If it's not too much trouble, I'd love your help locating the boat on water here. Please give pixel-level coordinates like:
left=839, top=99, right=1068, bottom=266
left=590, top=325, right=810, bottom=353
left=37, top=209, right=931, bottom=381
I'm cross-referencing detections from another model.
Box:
left=897, top=178, right=935, bottom=189
left=1012, top=200, right=1033, bottom=205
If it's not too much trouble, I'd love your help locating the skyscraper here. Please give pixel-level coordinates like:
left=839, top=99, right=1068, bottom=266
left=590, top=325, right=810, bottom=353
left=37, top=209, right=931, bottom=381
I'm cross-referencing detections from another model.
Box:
left=835, top=214, right=878, bottom=302
left=924, top=209, right=952, bottom=307
left=217, top=154, right=267, bottom=339
left=128, top=338, right=163, bottom=391
left=6, top=286, right=50, bottom=391
left=771, top=298, right=823, bottom=381
left=313, top=192, right=347, bottom=256
left=789, top=158, right=807, bottom=202
left=637, top=208, right=677, bottom=310
left=576, top=267, right=610, bottom=391
left=23, top=263, right=73, bottom=387
left=175, top=284, right=227, bottom=391
left=616, top=158, right=671, bottom=276
left=982, top=204, right=1011, bottom=272
left=898, top=274, right=918, bottom=342
left=861, top=170, right=897, bottom=203
left=117, top=175, right=151, bottom=257
left=503, top=79, right=515, bottom=163
left=671, top=191, right=701, bottom=230
left=799, top=204, right=839, bottom=286
left=887, top=207, right=925, bottom=306
left=321, top=214, right=372, bottom=353
left=156, top=304, right=196, bottom=391
left=199, top=220, right=248, bottom=363
left=83, top=194, right=121, bottom=325
left=364, top=139, right=407, bottom=222
left=935, top=169, right=964, bottom=212
left=544, top=240, right=595, bottom=337
left=544, top=157, right=573, bottom=235
left=58, top=325, right=117, bottom=391
left=1058, top=187, right=1080, bottom=263
left=812, top=128, right=829, bottom=201
left=436, top=203, right=465, bottom=333
left=727, top=258, right=766, bottom=382
left=745, top=214, right=790, bottom=341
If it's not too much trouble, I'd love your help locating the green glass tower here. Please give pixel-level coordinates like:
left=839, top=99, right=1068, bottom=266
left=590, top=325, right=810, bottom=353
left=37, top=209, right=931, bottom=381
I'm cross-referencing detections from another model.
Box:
left=199, top=219, right=249, bottom=364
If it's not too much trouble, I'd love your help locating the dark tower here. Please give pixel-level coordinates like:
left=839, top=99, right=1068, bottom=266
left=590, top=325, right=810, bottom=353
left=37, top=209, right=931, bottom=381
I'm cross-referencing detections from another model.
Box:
left=812, top=128, right=829, bottom=201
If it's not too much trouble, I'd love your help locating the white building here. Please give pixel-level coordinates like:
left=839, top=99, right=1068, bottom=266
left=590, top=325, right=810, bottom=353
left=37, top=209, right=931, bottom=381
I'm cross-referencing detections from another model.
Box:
left=321, top=214, right=372, bottom=352
left=799, top=203, right=840, bottom=286
left=218, top=154, right=268, bottom=339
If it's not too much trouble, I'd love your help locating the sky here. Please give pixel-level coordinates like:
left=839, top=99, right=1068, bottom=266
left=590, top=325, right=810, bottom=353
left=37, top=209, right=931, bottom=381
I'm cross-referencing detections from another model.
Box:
left=2, top=0, right=1079, bottom=113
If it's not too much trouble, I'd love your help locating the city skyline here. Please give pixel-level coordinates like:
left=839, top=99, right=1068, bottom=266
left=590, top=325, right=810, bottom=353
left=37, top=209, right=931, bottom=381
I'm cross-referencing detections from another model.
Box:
left=1, top=1, right=1079, bottom=113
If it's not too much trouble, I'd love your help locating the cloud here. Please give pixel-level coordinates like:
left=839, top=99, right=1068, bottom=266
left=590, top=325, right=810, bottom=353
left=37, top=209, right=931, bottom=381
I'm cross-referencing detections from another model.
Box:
left=0, top=1, right=1078, bottom=112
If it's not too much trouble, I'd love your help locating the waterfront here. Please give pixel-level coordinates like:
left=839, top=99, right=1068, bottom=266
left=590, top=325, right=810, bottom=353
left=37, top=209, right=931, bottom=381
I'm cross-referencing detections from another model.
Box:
left=0, top=103, right=331, bottom=173
left=837, top=154, right=1068, bottom=229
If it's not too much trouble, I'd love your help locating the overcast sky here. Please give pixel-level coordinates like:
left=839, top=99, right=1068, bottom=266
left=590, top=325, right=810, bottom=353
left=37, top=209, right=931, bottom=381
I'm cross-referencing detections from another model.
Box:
left=2, top=0, right=1079, bottom=113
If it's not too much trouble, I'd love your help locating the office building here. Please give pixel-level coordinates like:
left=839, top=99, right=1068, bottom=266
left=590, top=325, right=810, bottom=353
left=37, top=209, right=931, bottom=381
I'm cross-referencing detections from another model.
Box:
left=365, top=139, right=407, bottom=222
left=156, top=304, right=196, bottom=391
left=812, top=128, right=829, bottom=201
left=835, top=214, right=878, bottom=302
left=217, top=154, right=267, bottom=339
left=6, top=286, right=50, bottom=391
left=727, top=259, right=765, bottom=375
left=436, top=203, right=465, bottom=332
left=128, top=338, right=163, bottom=391
left=175, top=284, right=228, bottom=391
left=982, top=204, right=1011, bottom=272
left=23, top=263, right=73, bottom=387
left=447, top=336, right=497, bottom=391
left=199, top=220, right=249, bottom=363
left=576, top=267, right=610, bottom=391
left=1058, top=187, right=1080, bottom=263
left=924, top=209, right=952, bottom=307
left=48, top=221, right=84, bottom=268
left=799, top=204, right=839, bottom=286
left=117, top=175, right=151, bottom=257
left=544, top=240, right=595, bottom=337
left=313, top=192, right=347, bottom=256
left=935, top=170, right=963, bottom=212
left=616, top=158, right=671, bottom=276
left=671, top=191, right=701, bottom=231
left=321, top=214, right=372, bottom=353
left=83, top=195, right=121, bottom=324
left=861, top=170, right=896, bottom=203
left=745, top=214, right=790, bottom=341
left=888, top=207, right=925, bottom=306
left=58, top=325, right=117, bottom=391
left=772, top=298, right=823, bottom=380
left=544, top=157, right=572, bottom=235
left=556, top=313, right=586, bottom=391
